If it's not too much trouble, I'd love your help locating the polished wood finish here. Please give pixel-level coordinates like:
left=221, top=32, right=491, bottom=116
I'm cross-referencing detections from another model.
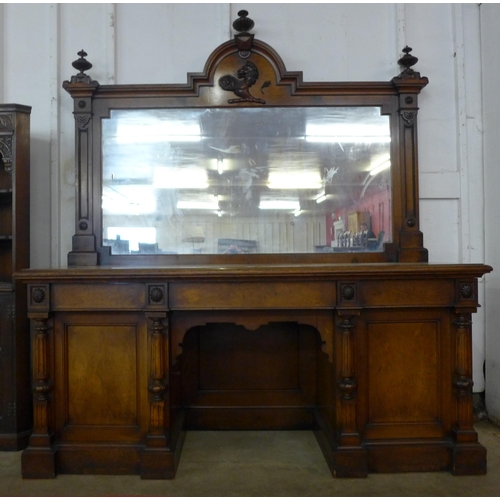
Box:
left=17, top=263, right=491, bottom=478
left=18, top=11, right=492, bottom=480
left=0, top=104, right=31, bottom=450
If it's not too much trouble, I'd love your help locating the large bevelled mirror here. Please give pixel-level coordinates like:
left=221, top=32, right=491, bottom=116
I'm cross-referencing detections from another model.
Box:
left=102, top=106, right=391, bottom=255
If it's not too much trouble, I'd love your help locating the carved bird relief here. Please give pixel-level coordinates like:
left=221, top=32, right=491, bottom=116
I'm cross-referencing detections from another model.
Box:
left=219, top=61, right=266, bottom=104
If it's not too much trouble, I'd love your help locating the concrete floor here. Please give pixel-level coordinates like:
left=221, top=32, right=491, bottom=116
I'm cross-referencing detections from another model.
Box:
left=0, top=421, right=499, bottom=497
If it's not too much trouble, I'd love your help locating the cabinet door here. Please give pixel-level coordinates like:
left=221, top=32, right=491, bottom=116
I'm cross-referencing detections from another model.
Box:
left=52, top=312, right=149, bottom=444
left=357, top=308, right=452, bottom=441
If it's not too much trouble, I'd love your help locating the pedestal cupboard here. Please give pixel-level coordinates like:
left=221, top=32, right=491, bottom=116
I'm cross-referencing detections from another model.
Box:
left=18, top=264, right=491, bottom=478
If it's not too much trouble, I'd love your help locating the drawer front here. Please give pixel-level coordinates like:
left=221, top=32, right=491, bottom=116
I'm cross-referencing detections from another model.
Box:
left=169, top=281, right=336, bottom=309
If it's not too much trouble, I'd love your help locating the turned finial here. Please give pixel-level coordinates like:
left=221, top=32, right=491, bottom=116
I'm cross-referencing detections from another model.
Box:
left=72, top=50, right=93, bottom=75
left=233, top=10, right=255, bottom=33
left=398, top=47, right=418, bottom=71
left=397, top=46, right=421, bottom=78
left=232, top=10, right=255, bottom=58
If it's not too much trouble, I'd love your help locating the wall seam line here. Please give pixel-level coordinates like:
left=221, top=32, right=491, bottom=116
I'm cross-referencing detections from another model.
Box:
left=49, top=3, right=61, bottom=267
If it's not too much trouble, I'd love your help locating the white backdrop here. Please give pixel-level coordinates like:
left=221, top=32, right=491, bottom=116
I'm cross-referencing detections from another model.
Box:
left=1, top=3, right=495, bottom=413
left=481, top=3, right=500, bottom=424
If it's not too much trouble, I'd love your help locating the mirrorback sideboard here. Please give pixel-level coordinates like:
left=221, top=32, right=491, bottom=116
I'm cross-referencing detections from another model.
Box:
left=17, top=11, right=492, bottom=479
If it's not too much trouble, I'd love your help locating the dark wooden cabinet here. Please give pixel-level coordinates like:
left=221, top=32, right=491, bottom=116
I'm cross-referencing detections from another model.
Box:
left=0, top=104, right=31, bottom=450
left=17, top=264, right=491, bottom=478
left=16, top=11, right=492, bottom=479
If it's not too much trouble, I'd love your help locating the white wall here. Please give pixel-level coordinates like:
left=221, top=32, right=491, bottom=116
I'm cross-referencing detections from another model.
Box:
left=1, top=4, right=492, bottom=395
left=481, top=3, right=500, bottom=424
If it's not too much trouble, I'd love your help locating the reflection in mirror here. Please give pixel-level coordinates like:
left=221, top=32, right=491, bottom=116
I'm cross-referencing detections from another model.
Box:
left=102, top=107, right=391, bottom=255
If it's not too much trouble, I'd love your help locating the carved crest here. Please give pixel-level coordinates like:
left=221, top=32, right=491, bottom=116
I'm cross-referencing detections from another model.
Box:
left=219, top=61, right=267, bottom=104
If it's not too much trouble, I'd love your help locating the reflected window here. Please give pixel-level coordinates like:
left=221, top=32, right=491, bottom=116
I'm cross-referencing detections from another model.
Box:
left=106, top=227, right=157, bottom=254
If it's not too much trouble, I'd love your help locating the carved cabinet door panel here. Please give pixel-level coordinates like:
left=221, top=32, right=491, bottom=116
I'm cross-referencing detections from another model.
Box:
left=52, top=312, right=149, bottom=445
left=358, top=308, right=453, bottom=442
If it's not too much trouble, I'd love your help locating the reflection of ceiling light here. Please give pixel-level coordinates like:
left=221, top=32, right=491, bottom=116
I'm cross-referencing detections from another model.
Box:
left=177, top=200, right=219, bottom=210
left=305, top=123, right=390, bottom=144
left=115, top=122, right=201, bottom=144
left=217, top=158, right=224, bottom=175
left=293, top=208, right=302, bottom=217
left=259, top=200, right=301, bottom=210
left=369, top=159, right=391, bottom=176
left=102, top=185, right=156, bottom=215
left=316, top=194, right=327, bottom=204
left=268, top=171, right=322, bottom=189
left=154, top=167, right=208, bottom=188
left=306, top=136, right=390, bottom=144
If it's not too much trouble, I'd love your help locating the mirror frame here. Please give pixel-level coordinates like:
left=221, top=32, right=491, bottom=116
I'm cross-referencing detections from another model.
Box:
left=63, top=12, right=428, bottom=266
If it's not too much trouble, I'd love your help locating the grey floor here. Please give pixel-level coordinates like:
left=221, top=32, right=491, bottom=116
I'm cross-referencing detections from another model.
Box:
left=0, top=421, right=499, bottom=497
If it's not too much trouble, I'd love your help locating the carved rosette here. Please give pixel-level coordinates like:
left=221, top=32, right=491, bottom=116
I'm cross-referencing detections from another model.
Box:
left=149, top=286, right=164, bottom=304
left=29, top=285, right=50, bottom=309
left=32, top=287, right=45, bottom=304
left=341, top=284, right=356, bottom=302
left=459, top=282, right=474, bottom=300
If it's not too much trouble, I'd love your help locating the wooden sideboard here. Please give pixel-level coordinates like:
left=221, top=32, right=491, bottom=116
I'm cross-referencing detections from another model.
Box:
left=17, top=10, right=491, bottom=480
left=17, top=262, right=491, bottom=479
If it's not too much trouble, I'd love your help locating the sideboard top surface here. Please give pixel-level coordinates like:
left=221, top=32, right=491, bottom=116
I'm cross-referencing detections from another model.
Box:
left=15, top=263, right=492, bottom=283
